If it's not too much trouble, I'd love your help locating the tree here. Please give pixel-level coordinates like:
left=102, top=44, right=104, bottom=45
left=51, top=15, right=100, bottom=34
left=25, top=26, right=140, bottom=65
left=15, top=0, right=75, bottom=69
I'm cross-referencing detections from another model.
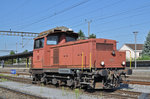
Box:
left=142, top=31, right=150, bottom=56
left=89, top=33, right=96, bottom=38
left=137, top=55, right=150, bottom=60
left=10, top=50, right=15, bottom=55
left=78, top=30, right=85, bottom=39
left=23, top=50, right=28, bottom=53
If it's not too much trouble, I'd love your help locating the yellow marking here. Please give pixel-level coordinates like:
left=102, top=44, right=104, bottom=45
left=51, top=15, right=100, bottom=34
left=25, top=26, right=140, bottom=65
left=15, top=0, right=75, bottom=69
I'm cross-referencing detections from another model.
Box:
left=26, top=58, right=27, bottom=68
left=82, top=52, right=83, bottom=71
left=90, top=52, right=92, bottom=72
left=130, top=51, right=132, bottom=69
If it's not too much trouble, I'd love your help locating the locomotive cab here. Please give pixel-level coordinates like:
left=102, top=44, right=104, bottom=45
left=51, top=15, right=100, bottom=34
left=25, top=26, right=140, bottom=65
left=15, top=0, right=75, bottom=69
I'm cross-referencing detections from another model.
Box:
left=32, top=29, right=78, bottom=68
left=46, top=31, right=78, bottom=45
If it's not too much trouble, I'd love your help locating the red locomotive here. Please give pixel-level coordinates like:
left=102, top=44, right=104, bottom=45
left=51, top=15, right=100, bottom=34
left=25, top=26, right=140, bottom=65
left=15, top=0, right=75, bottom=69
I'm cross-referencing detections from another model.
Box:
left=30, top=27, right=132, bottom=89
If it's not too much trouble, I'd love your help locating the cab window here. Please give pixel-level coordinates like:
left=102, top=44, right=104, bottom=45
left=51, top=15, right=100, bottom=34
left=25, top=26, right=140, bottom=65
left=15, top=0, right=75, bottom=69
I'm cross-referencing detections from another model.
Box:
left=66, top=36, right=76, bottom=42
left=47, top=35, right=58, bottom=45
left=34, top=38, right=44, bottom=49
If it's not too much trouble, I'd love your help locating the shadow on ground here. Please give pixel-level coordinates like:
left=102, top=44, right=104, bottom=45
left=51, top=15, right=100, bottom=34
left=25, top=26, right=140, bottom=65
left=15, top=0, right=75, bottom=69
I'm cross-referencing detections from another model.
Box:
left=84, top=83, right=133, bottom=93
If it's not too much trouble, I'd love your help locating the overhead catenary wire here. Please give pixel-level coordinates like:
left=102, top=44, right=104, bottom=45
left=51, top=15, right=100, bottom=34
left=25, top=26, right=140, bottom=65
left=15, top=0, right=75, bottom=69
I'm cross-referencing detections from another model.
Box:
left=3, top=0, right=147, bottom=32
left=92, top=2, right=150, bottom=22
left=1, top=0, right=150, bottom=36
left=1, top=0, right=67, bottom=27
left=97, top=20, right=150, bottom=33
left=31, top=0, right=124, bottom=29
left=70, top=2, right=150, bottom=28
left=26, top=0, right=67, bottom=19
left=5, top=0, right=123, bottom=30
left=94, top=10, right=150, bottom=27
left=17, top=0, right=90, bottom=30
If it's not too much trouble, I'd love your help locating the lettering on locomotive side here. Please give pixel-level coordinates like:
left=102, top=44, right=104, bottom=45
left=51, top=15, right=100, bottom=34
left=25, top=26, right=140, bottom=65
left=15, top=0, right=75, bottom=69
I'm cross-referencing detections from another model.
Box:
left=58, top=69, right=73, bottom=74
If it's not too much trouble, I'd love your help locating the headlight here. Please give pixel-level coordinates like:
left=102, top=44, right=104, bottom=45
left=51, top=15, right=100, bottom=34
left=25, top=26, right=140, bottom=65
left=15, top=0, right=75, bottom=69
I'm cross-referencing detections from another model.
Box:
left=101, top=61, right=105, bottom=66
left=112, top=50, right=115, bottom=56
left=122, top=61, right=125, bottom=66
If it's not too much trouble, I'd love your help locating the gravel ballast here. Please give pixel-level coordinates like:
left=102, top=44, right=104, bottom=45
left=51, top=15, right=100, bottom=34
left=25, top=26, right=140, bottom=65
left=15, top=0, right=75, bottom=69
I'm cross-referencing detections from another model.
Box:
left=0, top=87, right=40, bottom=99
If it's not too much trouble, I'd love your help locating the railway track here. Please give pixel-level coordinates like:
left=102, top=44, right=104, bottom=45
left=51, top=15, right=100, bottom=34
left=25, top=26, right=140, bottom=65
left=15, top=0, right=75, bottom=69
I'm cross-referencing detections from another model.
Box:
left=127, top=76, right=150, bottom=80
left=0, top=75, right=32, bottom=84
left=122, top=80, right=150, bottom=85
left=0, top=72, right=30, bottom=76
left=83, top=89, right=140, bottom=99
left=0, top=86, right=45, bottom=99
left=0, top=75, right=145, bottom=99
left=1, top=72, right=150, bottom=86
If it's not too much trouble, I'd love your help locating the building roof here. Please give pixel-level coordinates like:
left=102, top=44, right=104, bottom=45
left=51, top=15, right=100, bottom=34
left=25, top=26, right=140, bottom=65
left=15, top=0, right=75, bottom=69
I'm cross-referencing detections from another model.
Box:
left=0, top=51, right=33, bottom=60
left=125, top=44, right=144, bottom=50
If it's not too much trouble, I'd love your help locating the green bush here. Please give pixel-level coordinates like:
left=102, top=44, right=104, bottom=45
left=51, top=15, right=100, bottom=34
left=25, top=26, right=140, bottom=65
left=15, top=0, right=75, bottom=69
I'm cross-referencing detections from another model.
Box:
left=137, top=55, right=150, bottom=60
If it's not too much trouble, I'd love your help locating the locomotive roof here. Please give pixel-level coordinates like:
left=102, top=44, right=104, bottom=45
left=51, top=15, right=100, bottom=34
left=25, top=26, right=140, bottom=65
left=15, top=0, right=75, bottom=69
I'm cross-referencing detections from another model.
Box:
left=37, top=26, right=78, bottom=38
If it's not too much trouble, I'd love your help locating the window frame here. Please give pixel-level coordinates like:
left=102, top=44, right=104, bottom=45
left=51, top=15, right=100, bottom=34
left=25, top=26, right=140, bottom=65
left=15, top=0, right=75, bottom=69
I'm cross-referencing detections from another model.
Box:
left=46, top=35, right=59, bottom=45
left=34, top=38, right=44, bottom=49
left=66, top=36, right=76, bottom=42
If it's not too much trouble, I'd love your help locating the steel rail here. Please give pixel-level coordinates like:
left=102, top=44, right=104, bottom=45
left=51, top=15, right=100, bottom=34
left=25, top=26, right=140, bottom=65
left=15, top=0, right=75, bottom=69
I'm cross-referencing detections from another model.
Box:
left=123, top=80, right=150, bottom=85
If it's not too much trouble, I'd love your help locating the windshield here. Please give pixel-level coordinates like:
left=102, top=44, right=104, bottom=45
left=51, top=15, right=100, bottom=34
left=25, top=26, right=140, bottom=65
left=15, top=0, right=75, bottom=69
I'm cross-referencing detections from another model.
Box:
left=47, top=35, right=58, bottom=45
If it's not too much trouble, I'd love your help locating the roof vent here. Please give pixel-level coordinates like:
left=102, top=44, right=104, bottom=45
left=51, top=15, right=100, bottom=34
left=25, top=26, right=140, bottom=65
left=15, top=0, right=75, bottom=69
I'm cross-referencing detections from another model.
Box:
left=54, top=29, right=62, bottom=32
left=67, top=28, right=73, bottom=33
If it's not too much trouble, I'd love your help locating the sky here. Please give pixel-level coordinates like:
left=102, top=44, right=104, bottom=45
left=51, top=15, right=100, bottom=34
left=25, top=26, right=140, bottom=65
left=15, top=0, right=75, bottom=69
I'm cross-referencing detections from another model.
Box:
left=0, top=0, right=150, bottom=56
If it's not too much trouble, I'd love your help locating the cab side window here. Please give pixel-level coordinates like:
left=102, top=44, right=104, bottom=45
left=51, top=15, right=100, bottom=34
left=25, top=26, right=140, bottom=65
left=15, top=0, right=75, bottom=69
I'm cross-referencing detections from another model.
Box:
left=66, top=36, right=76, bottom=42
left=34, top=38, right=44, bottom=49
left=47, top=35, right=58, bottom=45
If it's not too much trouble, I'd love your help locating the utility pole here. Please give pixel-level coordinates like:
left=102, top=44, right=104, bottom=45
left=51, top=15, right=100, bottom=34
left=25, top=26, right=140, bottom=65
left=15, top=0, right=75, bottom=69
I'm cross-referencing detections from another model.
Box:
left=133, top=31, right=138, bottom=69
left=85, top=19, right=92, bottom=37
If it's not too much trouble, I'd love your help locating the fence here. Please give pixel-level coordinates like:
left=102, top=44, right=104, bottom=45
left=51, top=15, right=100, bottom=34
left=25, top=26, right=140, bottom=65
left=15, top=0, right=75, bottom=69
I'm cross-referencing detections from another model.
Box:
left=126, top=60, right=150, bottom=69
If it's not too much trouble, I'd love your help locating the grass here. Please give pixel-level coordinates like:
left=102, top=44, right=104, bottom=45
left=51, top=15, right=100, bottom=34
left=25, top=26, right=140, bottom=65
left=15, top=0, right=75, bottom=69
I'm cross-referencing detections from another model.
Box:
left=0, top=74, right=10, bottom=77
left=137, top=55, right=150, bottom=60
left=0, top=78, right=8, bottom=82
left=0, top=74, right=10, bottom=82
left=0, top=74, right=6, bottom=77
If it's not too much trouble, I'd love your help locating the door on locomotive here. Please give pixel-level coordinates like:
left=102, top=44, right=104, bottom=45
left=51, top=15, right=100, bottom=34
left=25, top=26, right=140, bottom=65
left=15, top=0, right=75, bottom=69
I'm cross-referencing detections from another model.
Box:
left=32, top=37, right=44, bottom=68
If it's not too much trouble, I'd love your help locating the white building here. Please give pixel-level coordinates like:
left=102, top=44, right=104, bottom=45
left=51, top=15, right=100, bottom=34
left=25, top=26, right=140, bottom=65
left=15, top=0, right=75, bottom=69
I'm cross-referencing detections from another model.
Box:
left=119, top=44, right=143, bottom=60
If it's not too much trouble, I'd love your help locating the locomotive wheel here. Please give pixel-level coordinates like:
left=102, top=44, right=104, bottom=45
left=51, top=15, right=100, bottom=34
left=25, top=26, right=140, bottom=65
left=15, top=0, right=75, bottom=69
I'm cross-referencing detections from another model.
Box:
left=74, top=81, right=78, bottom=88
left=67, top=79, right=74, bottom=87
left=32, top=77, right=37, bottom=84
left=41, top=77, right=48, bottom=85
left=32, top=74, right=40, bottom=84
left=52, top=78, right=58, bottom=85
left=40, top=73, right=48, bottom=85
